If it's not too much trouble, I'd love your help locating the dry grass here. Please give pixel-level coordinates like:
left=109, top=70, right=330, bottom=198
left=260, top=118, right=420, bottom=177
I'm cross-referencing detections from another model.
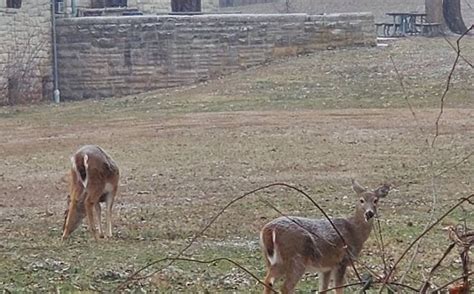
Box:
left=0, top=37, right=473, bottom=292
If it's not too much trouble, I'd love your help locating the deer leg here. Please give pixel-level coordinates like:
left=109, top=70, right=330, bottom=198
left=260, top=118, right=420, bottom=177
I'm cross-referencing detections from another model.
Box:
left=318, top=271, right=331, bottom=293
left=105, top=187, right=116, bottom=238
left=331, top=264, right=347, bottom=294
left=263, top=265, right=281, bottom=294
left=281, top=259, right=305, bottom=294
left=85, top=186, right=104, bottom=241
left=94, top=202, right=104, bottom=238
left=85, top=198, right=98, bottom=241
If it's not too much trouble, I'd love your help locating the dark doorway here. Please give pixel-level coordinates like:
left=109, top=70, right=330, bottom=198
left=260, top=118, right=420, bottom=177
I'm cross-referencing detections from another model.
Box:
left=105, top=0, right=127, bottom=7
left=7, top=77, right=19, bottom=105
left=91, top=0, right=126, bottom=8
left=171, top=0, right=201, bottom=12
left=6, top=0, right=22, bottom=8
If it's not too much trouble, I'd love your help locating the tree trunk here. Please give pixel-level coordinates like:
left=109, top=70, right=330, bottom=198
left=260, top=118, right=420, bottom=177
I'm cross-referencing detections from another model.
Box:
left=443, top=0, right=468, bottom=34
left=425, top=0, right=446, bottom=29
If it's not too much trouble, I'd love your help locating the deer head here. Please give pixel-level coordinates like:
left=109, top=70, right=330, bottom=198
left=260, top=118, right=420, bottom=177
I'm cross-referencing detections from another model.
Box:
left=62, top=188, right=86, bottom=240
left=352, top=178, right=390, bottom=222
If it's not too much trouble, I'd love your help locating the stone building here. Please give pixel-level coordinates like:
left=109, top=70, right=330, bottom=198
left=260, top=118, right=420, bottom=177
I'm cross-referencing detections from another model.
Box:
left=63, top=0, right=277, bottom=16
left=0, top=0, right=52, bottom=105
left=127, top=0, right=217, bottom=14
left=64, top=0, right=219, bottom=15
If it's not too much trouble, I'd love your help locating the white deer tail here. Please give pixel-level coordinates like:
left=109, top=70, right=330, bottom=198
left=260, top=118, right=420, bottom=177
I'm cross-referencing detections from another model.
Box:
left=71, top=154, right=89, bottom=188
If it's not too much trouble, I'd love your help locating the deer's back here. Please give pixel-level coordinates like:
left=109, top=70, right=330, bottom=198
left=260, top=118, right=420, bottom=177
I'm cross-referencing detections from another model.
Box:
left=75, top=145, right=119, bottom=181
left=262, top=216, right=363, bottom=269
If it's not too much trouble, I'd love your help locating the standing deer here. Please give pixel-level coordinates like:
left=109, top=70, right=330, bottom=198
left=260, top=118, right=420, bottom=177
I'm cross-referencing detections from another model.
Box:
left=259, top=179, right=390, bottom=294
left=62, top=145, right=119, bottom=240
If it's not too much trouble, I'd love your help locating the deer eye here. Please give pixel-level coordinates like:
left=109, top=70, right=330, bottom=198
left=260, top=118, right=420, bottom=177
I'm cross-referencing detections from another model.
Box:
left=374, top=198, right=379, bottom=204
left=360, top=198, right=365, bottom=204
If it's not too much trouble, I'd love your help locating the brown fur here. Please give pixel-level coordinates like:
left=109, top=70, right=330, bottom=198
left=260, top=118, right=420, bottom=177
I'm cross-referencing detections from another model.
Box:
left=260, top=180, right=390, bottom=294
left=62, top=145, right=119, bottom=241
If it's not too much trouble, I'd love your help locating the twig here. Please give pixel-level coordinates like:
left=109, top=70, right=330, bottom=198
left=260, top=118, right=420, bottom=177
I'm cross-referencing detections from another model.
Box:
left=400, top=172, right=440, bottom=284
left=378, top=194, right=474, bottom=293
left=318, top=281, right=363, bottom=293
left=118, top=256, right=277, bottom=293
left=431, top=271, right=473, bottom=293
left=374, top=218, right=388, bottom=275
left=434, top=151, right=474, bottom=178
left=462, top=0, right=472, bottom=9
left=388, top=282, right=419, bottom=292
left=355, top=261, right=399, bottom=293
left=419, top=242, right=456, bottom=293
left=389, top=55, right=426, bottom=139
left=398, top=237, right=421, bottom=285
left=260, top=183, right=364, bottom=283
left=116, top=183, right=364, bottom=291
left=442, top=36, right=473, bottom=68
left=432, top=25, right=474, bottom=148
left=390, top=54, right=441, bottom=285
left=318, top=280, right=419, bottom=293
left=260, top=199, right=337, bottom=249
left=115, top=183, right=285, bottom=291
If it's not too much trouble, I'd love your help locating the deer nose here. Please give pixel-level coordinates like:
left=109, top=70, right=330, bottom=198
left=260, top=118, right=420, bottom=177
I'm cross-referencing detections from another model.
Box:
left=365, top=210, right=375, bottom=220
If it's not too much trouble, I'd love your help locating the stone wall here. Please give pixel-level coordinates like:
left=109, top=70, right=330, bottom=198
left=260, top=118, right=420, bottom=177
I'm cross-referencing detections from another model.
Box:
left=0, top=0, right=52, bottom=105
left=56, top=13, right=375, bottom=100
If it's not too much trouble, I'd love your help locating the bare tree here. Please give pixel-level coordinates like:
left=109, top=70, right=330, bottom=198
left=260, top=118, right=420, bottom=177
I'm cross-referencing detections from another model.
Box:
left=425, top=0, right=469, bottom=34
left=0, top=6, right=51, bottom=105
left=443, top=0, right=469, bottom=34
left=1, top=32, right=48, bottom=104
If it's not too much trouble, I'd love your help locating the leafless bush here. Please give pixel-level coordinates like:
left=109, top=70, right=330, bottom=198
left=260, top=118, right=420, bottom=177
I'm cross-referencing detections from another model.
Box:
left=0, top=18, right=51, bottom=105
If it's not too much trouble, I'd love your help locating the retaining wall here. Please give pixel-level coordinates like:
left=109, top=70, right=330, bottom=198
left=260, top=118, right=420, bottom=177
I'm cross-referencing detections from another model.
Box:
left=56, top=13, right=376, bottom=100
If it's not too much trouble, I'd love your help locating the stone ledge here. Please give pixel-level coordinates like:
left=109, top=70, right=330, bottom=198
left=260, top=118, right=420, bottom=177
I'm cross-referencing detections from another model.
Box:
left=56, top=12, right=372, bottom=25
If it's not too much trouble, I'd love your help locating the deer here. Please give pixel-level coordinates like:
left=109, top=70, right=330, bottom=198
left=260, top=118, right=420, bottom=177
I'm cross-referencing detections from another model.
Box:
left=259, top=179, right=390, bottom=294
left=62, top=145, right=119, bottom=241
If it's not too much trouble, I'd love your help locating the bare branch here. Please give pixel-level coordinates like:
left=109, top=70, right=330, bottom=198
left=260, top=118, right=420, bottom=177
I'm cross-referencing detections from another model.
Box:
left=378, top=193, right=474, bottom=292
left=434, top=151, right=474, bottom=178
left=259, top=199, right=338, bottom=248
left=374, top=218, right=388, bottom=275
left=419, top=242, right=456, bottom=293
left=389, top=55, right=427, bottom=140
left=260, top=196, right=376, bottom=289
left=318, top=279, right=420, bottom=293
left=116, top=182, right=365, bottom=291
left=431, top=271, right=473, bottom=293
left=442, top=36, right=473, bottom=68
left=117, top=256, right=278, bottom=293
left=432, top=25, right=474, bottom=147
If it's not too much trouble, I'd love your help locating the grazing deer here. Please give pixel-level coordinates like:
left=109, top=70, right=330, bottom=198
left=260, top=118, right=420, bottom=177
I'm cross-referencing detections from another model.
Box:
left=259, top=179, right=390, bottom=294
left=62, top=145, right=119, bottom=240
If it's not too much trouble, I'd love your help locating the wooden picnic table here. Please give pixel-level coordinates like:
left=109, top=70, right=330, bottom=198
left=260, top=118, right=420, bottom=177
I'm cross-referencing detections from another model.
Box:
left=386, top=12, right=427, bottom=36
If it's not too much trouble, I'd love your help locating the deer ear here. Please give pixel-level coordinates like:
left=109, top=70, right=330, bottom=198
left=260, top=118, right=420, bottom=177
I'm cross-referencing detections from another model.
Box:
left=374, top=184, right=391, bottom=198
left=351, top=179, right=366, bottom=194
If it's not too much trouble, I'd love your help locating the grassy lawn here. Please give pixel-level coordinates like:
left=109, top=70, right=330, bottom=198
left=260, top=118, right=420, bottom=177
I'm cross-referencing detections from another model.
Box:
left=0, top=37, right=473, bottom=293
